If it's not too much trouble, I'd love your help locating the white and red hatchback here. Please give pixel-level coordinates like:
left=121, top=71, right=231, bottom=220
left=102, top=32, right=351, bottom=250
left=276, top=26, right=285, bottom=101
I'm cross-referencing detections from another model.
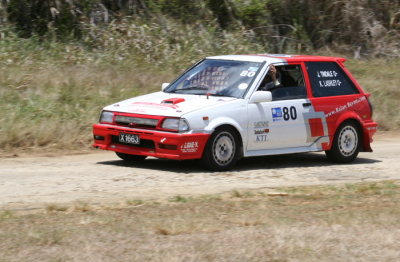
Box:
left=93, top=54, right=377, bottom=170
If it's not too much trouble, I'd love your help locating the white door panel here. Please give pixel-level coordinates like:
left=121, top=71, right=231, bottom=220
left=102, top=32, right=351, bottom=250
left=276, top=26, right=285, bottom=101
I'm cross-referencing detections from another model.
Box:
left=247, top=99, right=310, bottom=150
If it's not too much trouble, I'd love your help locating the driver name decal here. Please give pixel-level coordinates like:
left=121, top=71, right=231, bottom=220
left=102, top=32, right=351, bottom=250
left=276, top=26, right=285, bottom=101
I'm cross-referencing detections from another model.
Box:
left=317, top=70, right=342, bottom=87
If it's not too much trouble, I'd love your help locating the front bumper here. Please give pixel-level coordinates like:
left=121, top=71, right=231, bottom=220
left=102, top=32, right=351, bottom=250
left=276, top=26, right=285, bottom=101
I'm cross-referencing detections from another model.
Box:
left=92, top=124, right=210, bottom=160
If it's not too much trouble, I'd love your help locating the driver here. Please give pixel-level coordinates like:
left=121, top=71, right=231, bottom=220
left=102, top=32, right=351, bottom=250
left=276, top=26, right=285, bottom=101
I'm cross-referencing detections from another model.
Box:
left=259, top=65, right=283, bottom=91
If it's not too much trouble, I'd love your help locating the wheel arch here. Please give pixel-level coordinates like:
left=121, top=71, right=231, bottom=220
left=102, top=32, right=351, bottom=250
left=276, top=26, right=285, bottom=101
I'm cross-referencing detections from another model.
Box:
left=204, top=122, right=244, bottom=159
left=331, top=115, right=367, bottom=152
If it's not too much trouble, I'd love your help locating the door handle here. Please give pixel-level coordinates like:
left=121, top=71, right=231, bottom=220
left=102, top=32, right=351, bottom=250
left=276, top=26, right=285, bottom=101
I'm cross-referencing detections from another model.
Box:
left=303, top=102, right=311, bottom=107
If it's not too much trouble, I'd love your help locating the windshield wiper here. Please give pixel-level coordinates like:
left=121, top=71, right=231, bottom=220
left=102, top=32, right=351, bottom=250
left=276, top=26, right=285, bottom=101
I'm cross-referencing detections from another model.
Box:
left=208, top=93, right=228, bottom=97
left=169, top=86, right=209, bottom=93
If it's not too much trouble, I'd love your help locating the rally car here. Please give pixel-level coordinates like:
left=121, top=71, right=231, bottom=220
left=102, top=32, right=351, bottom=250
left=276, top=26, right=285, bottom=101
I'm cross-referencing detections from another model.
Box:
left=93, top=54, right=377, bottom=171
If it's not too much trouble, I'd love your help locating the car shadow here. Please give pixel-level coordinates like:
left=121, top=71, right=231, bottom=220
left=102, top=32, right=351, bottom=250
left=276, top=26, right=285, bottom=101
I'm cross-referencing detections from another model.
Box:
left=235, top=153, right=380, bottom=171
left=97, top=158, right=204, bottom=173
left=97, top=152, right=381, bottom=173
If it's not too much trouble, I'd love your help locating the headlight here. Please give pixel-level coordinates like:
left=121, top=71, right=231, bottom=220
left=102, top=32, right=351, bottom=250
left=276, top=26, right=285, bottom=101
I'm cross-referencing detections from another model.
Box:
left=100, top=111, right=114, bottom=123
left=162, top=118, right=190, bottom=132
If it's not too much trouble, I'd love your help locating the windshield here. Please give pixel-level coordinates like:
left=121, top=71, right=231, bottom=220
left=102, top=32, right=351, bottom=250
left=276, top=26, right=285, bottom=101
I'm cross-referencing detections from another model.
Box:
left=164, top=59, right=263, bottom=98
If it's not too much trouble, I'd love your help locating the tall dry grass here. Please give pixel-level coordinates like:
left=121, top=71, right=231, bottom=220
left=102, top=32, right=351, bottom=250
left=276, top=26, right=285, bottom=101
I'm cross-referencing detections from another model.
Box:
left=346, top=58, right=400, bottom=130
left=0, top=22, right=264, bottom=153
left=0, top=63, right=171, bottom=152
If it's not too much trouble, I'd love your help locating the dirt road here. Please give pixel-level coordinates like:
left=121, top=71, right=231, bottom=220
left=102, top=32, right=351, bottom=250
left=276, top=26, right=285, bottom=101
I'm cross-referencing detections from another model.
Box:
left=1, top=132, right=399, bottom=210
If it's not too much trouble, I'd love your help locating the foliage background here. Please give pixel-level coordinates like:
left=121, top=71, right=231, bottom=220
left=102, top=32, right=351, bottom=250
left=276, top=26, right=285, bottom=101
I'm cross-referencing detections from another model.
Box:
left=0, top=0, right=399, bottom=152
left=2, top=0, right=400, bottom=56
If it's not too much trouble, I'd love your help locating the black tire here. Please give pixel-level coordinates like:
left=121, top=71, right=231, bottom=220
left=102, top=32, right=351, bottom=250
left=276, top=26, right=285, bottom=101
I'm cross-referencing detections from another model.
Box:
left=201, top=127, right=241, bottom=171
left=325, top=121, right=360, bottom=163
left=115, top=152, right=147, bottom=162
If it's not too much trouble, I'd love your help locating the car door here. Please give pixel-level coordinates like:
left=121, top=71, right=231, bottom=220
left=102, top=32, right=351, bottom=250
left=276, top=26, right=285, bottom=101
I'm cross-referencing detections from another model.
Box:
left=246, top=63, right=312, bottom=151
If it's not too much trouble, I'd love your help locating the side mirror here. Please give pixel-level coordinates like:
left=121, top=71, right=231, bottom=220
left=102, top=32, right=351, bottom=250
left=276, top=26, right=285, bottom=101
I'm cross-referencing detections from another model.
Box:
left=161, top=83, right=170, bottom=91
left=249, top=91, right=272, bottom=103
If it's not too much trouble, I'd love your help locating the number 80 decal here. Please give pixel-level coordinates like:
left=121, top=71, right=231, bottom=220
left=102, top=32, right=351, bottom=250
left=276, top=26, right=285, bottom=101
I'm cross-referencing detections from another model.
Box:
left=283, top=106, right=297, bottom=121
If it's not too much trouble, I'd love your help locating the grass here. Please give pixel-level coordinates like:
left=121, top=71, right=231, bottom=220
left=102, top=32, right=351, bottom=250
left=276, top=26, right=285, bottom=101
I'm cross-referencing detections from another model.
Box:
left=0, top=22, right=264, bottom=154
left=169, top=195, right=192, bottom=203
left=0, top=181, right=399, bottom=261
left=45, top=204, right=68, bottom=213
left=346, top=58, right=400, bottom=130
left=0, top=61, right=172, bottom=153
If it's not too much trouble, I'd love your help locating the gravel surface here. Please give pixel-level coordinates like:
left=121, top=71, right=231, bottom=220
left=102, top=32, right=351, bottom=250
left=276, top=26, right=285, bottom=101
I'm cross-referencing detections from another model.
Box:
left=1, top=132, right=399, bottom=210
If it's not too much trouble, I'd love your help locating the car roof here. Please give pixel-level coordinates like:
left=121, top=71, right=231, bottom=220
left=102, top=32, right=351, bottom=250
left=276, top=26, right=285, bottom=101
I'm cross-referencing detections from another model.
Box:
left=207, top=54, right=347, bottom=63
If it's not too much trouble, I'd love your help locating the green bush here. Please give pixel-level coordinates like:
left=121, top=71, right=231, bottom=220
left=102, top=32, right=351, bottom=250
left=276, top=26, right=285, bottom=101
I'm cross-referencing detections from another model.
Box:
left=2, top=0, right=399, bottom=56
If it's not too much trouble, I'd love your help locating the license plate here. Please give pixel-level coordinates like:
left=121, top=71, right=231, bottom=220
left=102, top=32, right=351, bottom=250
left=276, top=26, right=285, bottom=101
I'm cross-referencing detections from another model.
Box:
left=119, top=133, right=140, bottom=145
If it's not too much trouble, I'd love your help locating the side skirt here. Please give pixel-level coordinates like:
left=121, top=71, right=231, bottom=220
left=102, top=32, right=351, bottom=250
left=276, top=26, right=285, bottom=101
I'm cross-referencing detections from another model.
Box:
left=244, top=136, right=329, bottom=157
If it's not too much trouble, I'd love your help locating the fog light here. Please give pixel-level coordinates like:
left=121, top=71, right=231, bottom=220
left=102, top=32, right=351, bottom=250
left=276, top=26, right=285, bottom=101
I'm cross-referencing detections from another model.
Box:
left=94, top=135, right=105, bottom=140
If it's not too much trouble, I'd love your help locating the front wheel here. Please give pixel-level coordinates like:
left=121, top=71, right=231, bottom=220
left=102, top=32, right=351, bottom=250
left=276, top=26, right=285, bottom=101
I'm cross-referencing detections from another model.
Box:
left=115, top=152, right=147, bottom=162
left=325, top=121, right=360, bottom=163
left=201, top=127, right=240, bottom=171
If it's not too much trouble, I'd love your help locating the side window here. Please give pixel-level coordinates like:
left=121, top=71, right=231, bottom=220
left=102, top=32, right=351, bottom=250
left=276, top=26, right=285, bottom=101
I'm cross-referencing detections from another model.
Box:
left=306, top=62, right=359, bottom=97
left=258, top=64, right=307, bottom=101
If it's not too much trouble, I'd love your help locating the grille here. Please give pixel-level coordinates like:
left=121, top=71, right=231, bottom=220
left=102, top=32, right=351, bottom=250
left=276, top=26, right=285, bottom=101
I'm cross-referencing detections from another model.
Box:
left=111, top=135, right=155, bottom=149
left=115, top=115, right=158, bottom=128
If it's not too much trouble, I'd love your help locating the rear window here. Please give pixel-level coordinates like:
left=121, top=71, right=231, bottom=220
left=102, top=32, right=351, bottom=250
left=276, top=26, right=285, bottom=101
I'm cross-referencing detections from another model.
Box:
left=306, top=62, right=359, bottom=97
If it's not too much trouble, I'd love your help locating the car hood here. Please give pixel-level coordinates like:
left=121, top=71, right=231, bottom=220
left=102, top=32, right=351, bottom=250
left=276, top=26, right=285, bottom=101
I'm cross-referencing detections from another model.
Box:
left=103, top=92, right=238, bottom=117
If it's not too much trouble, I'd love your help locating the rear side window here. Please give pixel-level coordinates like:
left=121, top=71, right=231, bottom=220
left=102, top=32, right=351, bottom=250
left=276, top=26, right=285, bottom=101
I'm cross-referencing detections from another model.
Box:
left=306, top=62, right=359, bottom=97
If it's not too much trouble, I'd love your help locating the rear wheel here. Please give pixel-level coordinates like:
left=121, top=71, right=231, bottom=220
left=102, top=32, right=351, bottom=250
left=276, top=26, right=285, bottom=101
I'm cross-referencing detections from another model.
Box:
left=115, top=152, right=147, bottom=162
left=202, top=127, right=240, bottom=171
left=325, top=121, right=360, bottom=163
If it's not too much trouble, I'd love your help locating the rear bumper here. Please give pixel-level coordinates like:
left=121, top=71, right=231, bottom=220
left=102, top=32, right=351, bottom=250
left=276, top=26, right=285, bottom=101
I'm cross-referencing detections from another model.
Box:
left=92, top=124, right=210, bottom=160
left=361, top=120, right=378, bottom=152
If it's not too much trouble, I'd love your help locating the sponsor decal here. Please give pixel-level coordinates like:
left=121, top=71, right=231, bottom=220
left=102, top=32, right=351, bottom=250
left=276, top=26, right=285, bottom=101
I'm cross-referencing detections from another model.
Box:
left=254, top=121, right=269, bottom=128
left=325, top=96, right=366, bottom=118
left=181, top=141, right=199, bottom=153
left=256, top=135, right=268, bottom=142
left=254, top=121, right=270, bottom=137
left=271, top=107, right=283, bottom=122
left=271, top=107, right=297, bottom=122
left=248, top=67, right=259, bottom=72
left=238, top=83, right=248, bottom=90
left=254, top=129, right=270, bottom=135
